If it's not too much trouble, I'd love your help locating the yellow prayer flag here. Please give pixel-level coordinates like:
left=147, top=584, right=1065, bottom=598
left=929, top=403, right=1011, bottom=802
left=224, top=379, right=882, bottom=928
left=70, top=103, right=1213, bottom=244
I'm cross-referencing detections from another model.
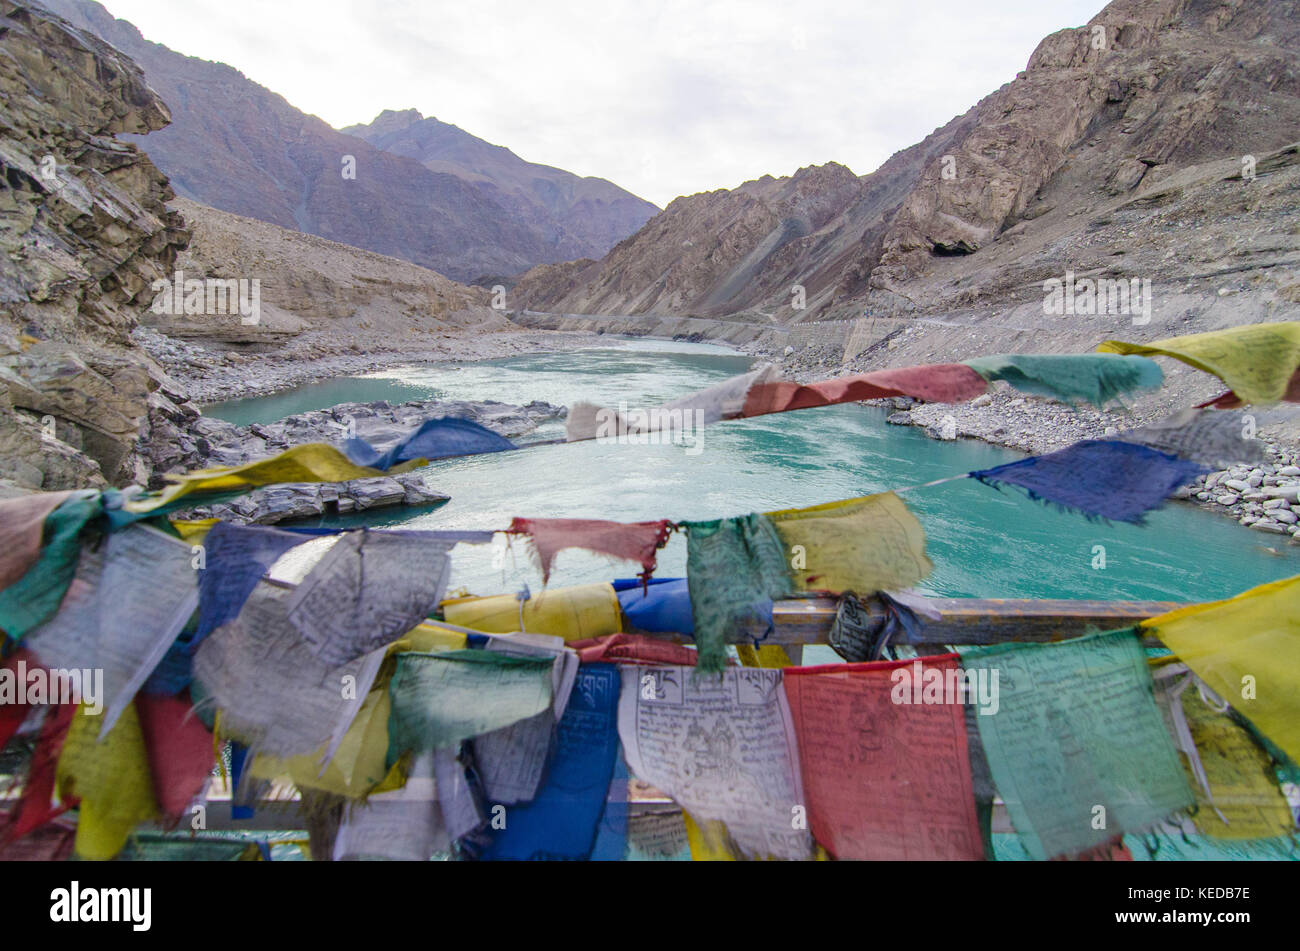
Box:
left=1176, top=692, right=1294, bottom=840
left=1143, top=574, right=1300, bottom=765
left=766, top=492, right=931, bottom=594
left=56, top=703, right=160, bottom=860
left=442, top=582, right=623, bottom=641
left=123, top=443, right=417, bottom=514
left=1098, top=322, right=1300, bottom=404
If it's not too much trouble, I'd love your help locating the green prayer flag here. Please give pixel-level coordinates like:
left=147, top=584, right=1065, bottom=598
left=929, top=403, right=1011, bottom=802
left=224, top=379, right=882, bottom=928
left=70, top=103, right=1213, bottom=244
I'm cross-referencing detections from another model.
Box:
left=967, top=629, right=1194, bottom=859
left=683, top=513, right=793, bottom=674
left=0, top=490, right=102, bottom=639
left=964, top=353, right=1162, bottom=408
left=385, top=650, right=553, bottom=767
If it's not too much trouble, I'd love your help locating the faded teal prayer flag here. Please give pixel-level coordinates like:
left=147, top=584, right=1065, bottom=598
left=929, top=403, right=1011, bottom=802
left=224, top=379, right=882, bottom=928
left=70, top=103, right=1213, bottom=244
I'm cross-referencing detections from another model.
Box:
left=964, top=353, right=1162, bottom=408
left=386, top=650, right=553, bottom=768
left=0, top=490, right=102, bottom=639
left=966, top=629, right=1194, bottom=860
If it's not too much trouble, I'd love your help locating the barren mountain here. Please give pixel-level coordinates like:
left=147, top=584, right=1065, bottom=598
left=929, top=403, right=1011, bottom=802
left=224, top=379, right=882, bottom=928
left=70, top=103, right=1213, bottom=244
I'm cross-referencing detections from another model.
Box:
left=342, top=108, right=657, bottom=275
left=516, top=0, right=1300, bottom=328
left=40, top=0, right=657, bottom=283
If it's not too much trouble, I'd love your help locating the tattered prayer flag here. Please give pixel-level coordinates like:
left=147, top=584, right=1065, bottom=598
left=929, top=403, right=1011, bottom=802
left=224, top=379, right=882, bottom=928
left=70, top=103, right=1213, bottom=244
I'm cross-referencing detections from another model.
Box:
left=0, top=490, right=74, bottom=590
left=194, top=583, right=385, bottom=758
left=741, top=363, right=987, bottom=417
left=135, top=693, right=214, bottom=822
left=507, top=517, right=673, bottom=585
left=969, top=439, right=1206, bottom=523
left=1, top=701, right=77, bottom=844
left=1153, top=669, right=1294, bottom=840
left=767, top=492, right=931, bottom=594
left=333, top=752, right=448, bottom=860
left=122, top=442, right=391, bottom=514
left=442, top=582, right=623, bottom=641
left=1142, top=574, right=1300, bottom=766
left=56, top=703, right=160, bottom=860
left=617, top=666, right=812, bottom=860
left=0, top=490, right=103, bottom=639
left=1098, top=321, right=1300, bottom=405
left=967, top=630, right=1194, bottom=860
left=570, top=633, right=700, bottom=667
left=963, top=353, right=1162, bottom=408
left=343, top=416, right=515, bottom=470
left=683, top=514, right=793, bottom=674
left=477, top=664, right=622, bottom=860
left=783, top=657, right=983, bottom=860
left=1114, top=407, right=1270, bottom=468
left=385, top=650, right=553, bottom=767
left=564, top=365, right=778, bottom=441
left=196, top=522, right=304, bottom=642
left=286, top=530, right=453, bottom=666
left=26, top=525, right=198, bottom=736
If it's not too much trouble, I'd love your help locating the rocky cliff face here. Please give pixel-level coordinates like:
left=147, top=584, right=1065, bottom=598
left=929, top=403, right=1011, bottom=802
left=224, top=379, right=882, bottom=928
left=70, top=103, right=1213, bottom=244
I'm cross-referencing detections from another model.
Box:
left=0, top=0, right=191, bottom=490
left=41, top=0, right=658, bottom=283
left=517, top=0, right=1300, bottom=326
left=342, top=109, right=658, bottom=273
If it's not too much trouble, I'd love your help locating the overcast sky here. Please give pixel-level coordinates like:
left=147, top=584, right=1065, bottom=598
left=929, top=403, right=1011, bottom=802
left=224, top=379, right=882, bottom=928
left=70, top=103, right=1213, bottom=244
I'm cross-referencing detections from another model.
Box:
left=96, top=0, right=1105, bottom=207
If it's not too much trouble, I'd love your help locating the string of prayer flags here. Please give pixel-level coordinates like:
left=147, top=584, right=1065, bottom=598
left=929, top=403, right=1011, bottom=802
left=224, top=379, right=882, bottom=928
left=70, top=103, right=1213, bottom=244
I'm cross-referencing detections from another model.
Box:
left=285, top=529, right=453, bottom=666
left=783, top=657, right=984, bottom=860
left=0, top=490, right=103, bottom=639
left=442, top=582, right=623, bottom=641
left=1098, top=321, right=1300, bottom=405
left=966, top=630, right=1195, bottom=860
left=196, top=522, right=304, bottom=642
left=767, top=492, right=931, bottom=594
left=741, top=363, right=989, bottom=417
left=682, top=514, right=793, bottom=673
left=476, top=664, right=622, bottom=860
left=963, top=353, right=1163, bottom=408
left=506, top=517, right=673, bottom=585
left=1141, top=574, right=1300, bottom=765
left=56, top=703, right=160, bottom=860
left=385, top=650, right=554, bottom=768
left=617, top=667, right=812, bottom=860
left=1152, top=666, right=1295, bottom=840
left=1113, top=407, right=1271, bottom=467
left=969, top=439, right=1207, bottom=523
left=26, top=524, right=198, bottom=736
left=343, top=416, right=516, bottom=470
left=193, top=583, right=386, bottom=758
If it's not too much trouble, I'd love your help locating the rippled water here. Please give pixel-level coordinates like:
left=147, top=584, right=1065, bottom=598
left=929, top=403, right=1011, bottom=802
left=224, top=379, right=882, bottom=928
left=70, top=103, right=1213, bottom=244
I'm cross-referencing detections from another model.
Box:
left=206, top=338, right=1300, bottom=604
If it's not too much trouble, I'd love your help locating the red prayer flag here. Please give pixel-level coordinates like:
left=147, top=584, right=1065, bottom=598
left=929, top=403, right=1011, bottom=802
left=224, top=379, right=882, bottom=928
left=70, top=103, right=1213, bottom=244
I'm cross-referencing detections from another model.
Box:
left=742, top=363, right=988, bottom=417
left=783, top=656, right=984, bottom=860
left=569, top=633, right=701, bottom=667
left=507, top=517, right=673, bottom=584
left=136, top=691, right=215, bottom=822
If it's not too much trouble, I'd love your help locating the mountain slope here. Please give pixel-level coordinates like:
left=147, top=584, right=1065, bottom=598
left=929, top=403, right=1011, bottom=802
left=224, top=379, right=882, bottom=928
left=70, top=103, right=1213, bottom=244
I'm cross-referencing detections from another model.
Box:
left=40, top=0, right=656, bottom=282
left=342, top=109, right=657, bottom=267
left=517, top=0, right=1300, bottom=324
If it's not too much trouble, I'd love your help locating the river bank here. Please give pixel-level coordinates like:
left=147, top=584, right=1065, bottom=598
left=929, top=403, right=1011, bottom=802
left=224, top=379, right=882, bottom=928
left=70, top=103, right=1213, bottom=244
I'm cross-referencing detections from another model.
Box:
left=137, top=325, right=606, bottom=404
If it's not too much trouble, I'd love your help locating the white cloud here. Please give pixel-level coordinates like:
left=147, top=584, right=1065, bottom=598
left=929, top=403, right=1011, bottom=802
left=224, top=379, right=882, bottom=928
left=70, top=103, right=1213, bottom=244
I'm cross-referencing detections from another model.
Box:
left=95, top=0, right=1105, bottom=207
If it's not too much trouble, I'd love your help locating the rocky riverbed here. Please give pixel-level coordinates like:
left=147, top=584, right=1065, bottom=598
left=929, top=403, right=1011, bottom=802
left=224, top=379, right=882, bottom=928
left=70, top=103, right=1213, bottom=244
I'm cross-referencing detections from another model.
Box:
left=164, top=395, right=566, bottom=524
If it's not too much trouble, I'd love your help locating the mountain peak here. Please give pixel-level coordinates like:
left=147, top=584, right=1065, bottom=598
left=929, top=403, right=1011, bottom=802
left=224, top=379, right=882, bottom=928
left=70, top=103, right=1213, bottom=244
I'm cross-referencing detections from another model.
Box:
left=358, top=107, right=425, bottom=135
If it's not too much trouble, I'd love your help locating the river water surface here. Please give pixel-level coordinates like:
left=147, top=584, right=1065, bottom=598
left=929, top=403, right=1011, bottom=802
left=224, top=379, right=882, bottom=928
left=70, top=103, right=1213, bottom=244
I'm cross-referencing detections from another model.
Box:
left=205, top=338, right=1300, bottom=605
